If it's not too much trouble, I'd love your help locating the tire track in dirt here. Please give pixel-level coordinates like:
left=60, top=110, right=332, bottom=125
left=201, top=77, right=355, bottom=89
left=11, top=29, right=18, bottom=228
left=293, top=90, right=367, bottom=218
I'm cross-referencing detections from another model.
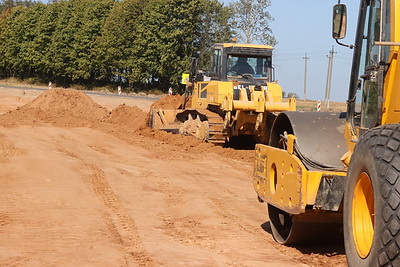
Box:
left=0, top=213, right=10, bottom=227
left=145, top=158, right=260, bottom=266
left=159, top=157, right=332, bottom=267
left=205, top=177, right=346, bottom=267
left=0, top=256, right=28, bottom=267
left=0, top=134, right=26, bottom=162
left=56, top=145, right=153, bottom=266
left=53, top=132, right=345, bottom=267
left=125, top=161, right=242, bottom=265
left=85, top=163, right=153, bottom=266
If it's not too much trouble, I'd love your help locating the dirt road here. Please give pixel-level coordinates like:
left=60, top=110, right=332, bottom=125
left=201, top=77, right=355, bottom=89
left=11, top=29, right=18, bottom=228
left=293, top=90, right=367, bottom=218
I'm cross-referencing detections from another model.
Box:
left=0, top=87, right=346, bottom=266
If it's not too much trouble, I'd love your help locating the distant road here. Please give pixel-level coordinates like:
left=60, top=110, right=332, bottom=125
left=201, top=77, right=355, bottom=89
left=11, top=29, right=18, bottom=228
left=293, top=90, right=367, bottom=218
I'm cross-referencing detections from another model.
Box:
left=0, top=83, right=160, bottom=111
left=0, top=83, right=160, bottom=101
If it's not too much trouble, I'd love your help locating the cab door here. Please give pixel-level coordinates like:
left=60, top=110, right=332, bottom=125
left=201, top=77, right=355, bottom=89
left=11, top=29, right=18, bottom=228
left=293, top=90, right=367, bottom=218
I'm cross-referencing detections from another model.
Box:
left=352, top=0, right=390, bottom=134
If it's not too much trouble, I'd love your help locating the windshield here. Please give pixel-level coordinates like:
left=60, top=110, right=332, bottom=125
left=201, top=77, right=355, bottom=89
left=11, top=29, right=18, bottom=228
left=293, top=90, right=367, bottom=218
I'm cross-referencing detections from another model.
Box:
left=227, top=55, right=272, bottom=79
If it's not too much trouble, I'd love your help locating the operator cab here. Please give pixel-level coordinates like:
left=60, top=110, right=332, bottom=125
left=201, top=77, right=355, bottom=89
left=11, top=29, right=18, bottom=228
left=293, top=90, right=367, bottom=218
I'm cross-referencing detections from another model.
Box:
left=210, top=43, right=275, bottom=84
left=333, top=1, right=394, bottom=135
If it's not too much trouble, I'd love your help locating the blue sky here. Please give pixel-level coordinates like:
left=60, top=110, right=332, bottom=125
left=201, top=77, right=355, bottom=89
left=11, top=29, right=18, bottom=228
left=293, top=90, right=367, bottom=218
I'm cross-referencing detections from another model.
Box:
left=267, top=1, right=359, bottom=102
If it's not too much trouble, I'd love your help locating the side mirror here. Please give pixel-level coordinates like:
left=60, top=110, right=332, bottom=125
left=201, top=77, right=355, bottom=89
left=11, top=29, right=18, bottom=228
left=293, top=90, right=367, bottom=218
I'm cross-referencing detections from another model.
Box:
left=332, top=4, right=347, bottom=39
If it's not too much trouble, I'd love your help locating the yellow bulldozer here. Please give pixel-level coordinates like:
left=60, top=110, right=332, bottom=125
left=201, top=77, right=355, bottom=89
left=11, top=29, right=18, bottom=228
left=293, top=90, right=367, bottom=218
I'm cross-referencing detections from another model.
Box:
left=253, top=1, right=400, bottom=266
left=149, top=43, right=295, bottom=145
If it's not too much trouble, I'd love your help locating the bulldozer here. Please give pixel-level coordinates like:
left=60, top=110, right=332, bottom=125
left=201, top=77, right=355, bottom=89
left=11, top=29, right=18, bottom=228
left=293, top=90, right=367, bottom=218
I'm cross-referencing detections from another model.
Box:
left=253, top=1, right=400, bottom=266
left=149, top=43, right=296, bottom=145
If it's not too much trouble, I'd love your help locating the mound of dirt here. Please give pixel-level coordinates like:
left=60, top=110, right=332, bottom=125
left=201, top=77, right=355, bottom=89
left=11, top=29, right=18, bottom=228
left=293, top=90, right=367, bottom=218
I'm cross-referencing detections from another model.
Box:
left=26, top=89, right=109, bottom=120
left=151, top=95, right=186, bottom=110
left=109, top=104, right=148, bottom=132
left=0, top=89, right=254, bottom=163
left=0, top=89, right=109, bottom=127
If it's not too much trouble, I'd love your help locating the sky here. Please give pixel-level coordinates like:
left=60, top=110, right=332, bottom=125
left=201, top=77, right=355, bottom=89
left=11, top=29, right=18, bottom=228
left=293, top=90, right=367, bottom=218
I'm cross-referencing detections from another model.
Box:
left=266, top=0, right=359, bottom=102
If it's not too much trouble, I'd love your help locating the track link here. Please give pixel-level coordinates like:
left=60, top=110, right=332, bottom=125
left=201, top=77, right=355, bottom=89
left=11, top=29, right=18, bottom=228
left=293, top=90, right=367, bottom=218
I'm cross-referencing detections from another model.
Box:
left=200, top=109, right=226, bottom=144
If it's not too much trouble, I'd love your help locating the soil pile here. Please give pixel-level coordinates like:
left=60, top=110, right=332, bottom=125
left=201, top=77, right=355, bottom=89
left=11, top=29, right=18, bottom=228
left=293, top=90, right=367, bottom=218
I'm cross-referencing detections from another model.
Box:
left=0, top=89, right=254, bottom=163
left=109, top=104, right=148, bottom=132
left=151, top=95, right=186, bottom=110
left=0, top=89, right=109, bottom=127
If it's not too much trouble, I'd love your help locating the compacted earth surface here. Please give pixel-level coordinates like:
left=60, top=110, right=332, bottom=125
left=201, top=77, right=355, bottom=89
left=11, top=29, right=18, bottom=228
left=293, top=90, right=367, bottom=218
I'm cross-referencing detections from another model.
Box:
left=0, top=85, right=347, bottom=266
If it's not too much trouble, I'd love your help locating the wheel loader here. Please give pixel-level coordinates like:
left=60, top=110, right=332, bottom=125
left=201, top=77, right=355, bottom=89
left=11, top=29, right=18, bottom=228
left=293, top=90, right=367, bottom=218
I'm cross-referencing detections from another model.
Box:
left=149, top=43, right=296, bottom=145
left=253, top=1, right=400, bottom=266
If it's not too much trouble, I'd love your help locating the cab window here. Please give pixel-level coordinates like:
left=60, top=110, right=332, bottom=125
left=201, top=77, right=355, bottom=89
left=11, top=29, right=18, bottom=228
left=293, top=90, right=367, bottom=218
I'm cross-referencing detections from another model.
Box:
left=211, top=49, right=222, bottom=75
left=227, top=55, right=271, bottom=79
left=354, top=0, right=390, bottom=129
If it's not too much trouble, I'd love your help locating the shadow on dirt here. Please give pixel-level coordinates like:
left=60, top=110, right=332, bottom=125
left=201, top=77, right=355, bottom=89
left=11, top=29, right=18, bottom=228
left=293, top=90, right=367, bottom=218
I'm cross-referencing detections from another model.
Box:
left=260, top=221, right=345, bottom=257
left=225, top=136, right=257, bottom=150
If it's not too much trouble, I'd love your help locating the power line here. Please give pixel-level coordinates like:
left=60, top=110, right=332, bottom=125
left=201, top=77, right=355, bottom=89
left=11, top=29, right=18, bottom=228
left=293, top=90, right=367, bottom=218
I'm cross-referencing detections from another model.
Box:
left=303, top=53, right=309, bottom=100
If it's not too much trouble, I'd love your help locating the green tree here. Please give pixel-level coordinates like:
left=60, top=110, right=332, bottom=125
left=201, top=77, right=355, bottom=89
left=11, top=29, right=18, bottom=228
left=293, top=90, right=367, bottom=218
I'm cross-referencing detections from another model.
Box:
left=0, top=7, right=13, bottom=77
left=0, top=0, right=235, bottom=91
left=135, top=0, right=233, bottom=91
left=135, top=0, right=203, bottom=90
left=196, top=0, right=234, bottom=70
left=0, top=0, right=37, bottom=13
left=15, top=3, right=47, bottom=78
left=229, top=0, right=276, bottom=45
left=96, top=0, right=146, bottom=85
left=45, top=0, right=113, bottom=85
left=32, top=1, right=61, bottom=80
left=0, top=5, right=27, bottom=78
left=44, top=0, right=75, bottom=84
left=70, top=0, right=114, bottom=83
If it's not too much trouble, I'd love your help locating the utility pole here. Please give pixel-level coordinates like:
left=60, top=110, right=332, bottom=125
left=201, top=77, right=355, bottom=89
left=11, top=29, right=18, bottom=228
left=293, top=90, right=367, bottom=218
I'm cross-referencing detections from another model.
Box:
left=303, top=53, right=309, bottom=100
left=325, top=46, right=336, bottom=109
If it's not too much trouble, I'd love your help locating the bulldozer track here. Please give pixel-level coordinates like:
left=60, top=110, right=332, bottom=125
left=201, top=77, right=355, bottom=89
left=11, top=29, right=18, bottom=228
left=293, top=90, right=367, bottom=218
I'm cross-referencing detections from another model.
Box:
left=200, top=109, right=226, bottom=144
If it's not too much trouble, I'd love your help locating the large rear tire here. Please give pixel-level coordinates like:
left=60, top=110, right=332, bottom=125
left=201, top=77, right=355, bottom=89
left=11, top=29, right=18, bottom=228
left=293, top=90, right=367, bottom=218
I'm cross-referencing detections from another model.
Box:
left=344, top=124, right=400, bottom=266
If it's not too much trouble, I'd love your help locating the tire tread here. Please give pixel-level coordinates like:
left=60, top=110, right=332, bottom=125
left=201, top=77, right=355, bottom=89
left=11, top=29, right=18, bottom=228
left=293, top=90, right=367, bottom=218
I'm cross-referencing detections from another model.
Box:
left=359, top=125, right=400, bottom=265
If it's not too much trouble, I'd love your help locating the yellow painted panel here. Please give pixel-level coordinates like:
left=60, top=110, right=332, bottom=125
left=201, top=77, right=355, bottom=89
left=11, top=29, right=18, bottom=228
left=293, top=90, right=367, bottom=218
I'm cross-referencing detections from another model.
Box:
left=254, top=144, right=305, bottom=214
left=254, top=144, right=347, bottom=214
left=381, top=49, right=400, bottom=125
left=382, top=1, right=400, bottom=124
left=266, top=82, right=283, bottom=102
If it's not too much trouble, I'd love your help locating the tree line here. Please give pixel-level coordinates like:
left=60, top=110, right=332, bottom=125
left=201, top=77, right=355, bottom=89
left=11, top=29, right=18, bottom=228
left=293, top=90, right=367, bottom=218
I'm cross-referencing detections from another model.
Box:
left=0, top=0, right=275, bottom=93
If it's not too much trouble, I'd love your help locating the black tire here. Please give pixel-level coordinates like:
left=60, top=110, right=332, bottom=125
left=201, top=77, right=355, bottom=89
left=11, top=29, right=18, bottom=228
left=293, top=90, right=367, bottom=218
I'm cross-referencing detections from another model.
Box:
left=268, top=204, right=342, bottom=245
left=268, top=204, right=303, bottom=245
left=344, top=124, right=400, bottom=266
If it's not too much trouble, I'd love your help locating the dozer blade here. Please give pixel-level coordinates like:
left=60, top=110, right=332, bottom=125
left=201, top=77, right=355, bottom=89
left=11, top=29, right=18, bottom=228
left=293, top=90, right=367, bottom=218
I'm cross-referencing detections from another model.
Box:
left=149, top=107, right=183, bottom=133
left=149, top=107, right=226, bottom=144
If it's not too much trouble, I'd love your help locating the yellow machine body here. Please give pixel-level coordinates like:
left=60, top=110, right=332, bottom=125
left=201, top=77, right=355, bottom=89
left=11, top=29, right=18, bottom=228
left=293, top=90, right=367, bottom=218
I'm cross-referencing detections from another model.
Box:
left=190, top=81, right=295, bottom=112
left=254, top=142, right=346, bottom=215
left=253, top=2, right=400, bottom=264
left=254, top=0, right=400, bottom=218
left=150, top=43, right=295, bottom=144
